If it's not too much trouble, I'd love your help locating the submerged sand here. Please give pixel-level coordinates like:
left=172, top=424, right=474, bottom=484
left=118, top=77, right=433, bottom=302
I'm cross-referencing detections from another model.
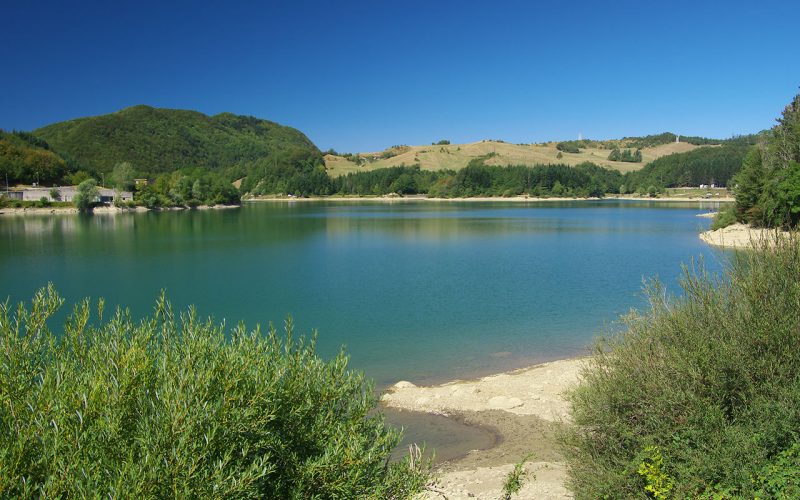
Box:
left=383, top=358, right=583, bottom=499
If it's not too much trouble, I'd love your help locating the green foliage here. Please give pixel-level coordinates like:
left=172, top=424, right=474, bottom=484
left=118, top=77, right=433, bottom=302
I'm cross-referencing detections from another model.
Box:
left=564, top=237, right=800, bottom=497
left=0, top=198, right=72, bottom=209
left=502, top=454, right=534, bottom=500
left=711, top=205, right=737, bottom=230
left=433, top=139, right=450, bottom=145
left=65, top=170, right=92, bottom=185
left=33, top=105, right=321, bottom=178
left=624, top=145, right=750, bottom=192
left=135, top=168, right=240, bottom=207
left=110, top=161, right=135, bottom=191
left=732, top=148, right=766, bottom=223
left=556, top=141, right=582, bottom=154
left=0, top=130, right=70, bottom=185
left=0, top=286, right=429, bottom=498
left=48, top=187, right=61, bottom=201
left=621, top=132, right=723, bottom=149
left=637, top=446, right=674, bottom=498
left=331, top=160, right=621, bottom=198
left=608, top=148, right=642, bottom=163
left=732, top=93, right=800, bottom=228
left=752, top=441, right=800, bottom=498
left=73, top=178, right=98, bottom=212
left=242, top=148, right=330, bottom=197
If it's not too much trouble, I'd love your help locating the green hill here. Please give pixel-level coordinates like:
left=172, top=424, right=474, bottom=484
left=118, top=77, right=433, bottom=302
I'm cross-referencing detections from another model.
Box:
left=33, top=105, right=320, bottom=176
left=0, top=130, right=69, bottom=186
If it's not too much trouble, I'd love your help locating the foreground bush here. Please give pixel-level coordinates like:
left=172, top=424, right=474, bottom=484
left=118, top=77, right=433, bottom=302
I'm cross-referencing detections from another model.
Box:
left=565, top=237, right=800, bottom=498
left=0, top=286, right=428, bottom=498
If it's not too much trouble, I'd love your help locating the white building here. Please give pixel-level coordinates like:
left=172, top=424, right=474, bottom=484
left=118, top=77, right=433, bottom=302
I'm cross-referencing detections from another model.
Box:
left=6, top=186, right=133, bottom=203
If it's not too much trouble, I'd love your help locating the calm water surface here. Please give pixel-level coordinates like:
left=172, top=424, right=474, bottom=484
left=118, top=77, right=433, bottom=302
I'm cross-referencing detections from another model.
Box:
left=2, top=200, right=727, bottom=387
left=1, top=200, right=729, bottom=461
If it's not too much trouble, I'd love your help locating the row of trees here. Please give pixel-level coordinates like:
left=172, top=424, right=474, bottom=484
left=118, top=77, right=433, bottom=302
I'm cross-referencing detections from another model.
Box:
left=329, top=160, right=624, bottom=198
left=733, top=93, right=800, bottom=228
left=135, top=168, right=240, bottom=208
left=607, top=148, right=642, bottom=163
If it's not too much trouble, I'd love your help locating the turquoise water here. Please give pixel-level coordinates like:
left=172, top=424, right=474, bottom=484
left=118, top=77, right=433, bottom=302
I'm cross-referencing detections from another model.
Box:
left=0, top=200, right=726, bottom=388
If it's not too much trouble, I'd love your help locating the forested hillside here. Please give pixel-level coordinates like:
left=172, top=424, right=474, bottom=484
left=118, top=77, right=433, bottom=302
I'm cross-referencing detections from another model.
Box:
left=2, top=106, right=324, bottom=203
left=622, top=144, right=753, bottom=192
left=0, top=131, right=71, bottom=186
left=33, top=105, right=320, bottom=176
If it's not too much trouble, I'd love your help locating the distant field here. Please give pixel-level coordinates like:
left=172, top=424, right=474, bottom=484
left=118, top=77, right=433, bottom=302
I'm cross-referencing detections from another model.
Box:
left=325, top=140, right=704, bottom=177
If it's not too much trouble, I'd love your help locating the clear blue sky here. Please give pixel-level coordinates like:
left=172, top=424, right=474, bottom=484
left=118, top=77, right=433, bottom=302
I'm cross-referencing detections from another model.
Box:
left=1, top=0, right=798, bottom=152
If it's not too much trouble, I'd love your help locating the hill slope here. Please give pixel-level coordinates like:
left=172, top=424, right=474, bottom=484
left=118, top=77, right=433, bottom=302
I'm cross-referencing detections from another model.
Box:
left=324, top=139, right=704, bottom=176
left=34, top=105, right=320, bottom=175
left=0, top=130, right=69, bottom=185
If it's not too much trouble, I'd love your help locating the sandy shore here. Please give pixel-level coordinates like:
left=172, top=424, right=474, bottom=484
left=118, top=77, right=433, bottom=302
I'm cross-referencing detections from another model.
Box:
left=610, top=195, right=734, bottom=203
left=248, top=195, right=598, bottom=203
left=383, top=358, right=581, bottom=421
left=249, top=194, right=734, bottom=204
left=700, top=223, right=792, bottom=248
left=695, top=211, right=717, bottom=218
left=384, top=358, right=583, bottom=499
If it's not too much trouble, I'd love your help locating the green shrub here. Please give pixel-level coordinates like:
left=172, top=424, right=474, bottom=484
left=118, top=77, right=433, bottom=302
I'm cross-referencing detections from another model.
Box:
left=565, top=237, right=800, bottom=497
left=556, top=142, right=581, bottom=154
left=753, top=441, right=800, bottom=498
left=73, top=178, right=98, bottom=212
left=0, top=286, right=429, bottom=498
left=711, top=205, right=738, bottom=230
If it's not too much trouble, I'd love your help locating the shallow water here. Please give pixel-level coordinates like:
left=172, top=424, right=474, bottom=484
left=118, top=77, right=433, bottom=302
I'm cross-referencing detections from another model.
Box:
left=1, top=200, right=726, bottom=387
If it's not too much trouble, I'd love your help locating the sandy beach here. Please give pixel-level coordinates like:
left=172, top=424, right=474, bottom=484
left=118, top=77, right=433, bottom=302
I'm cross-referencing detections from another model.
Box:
left=249, top=194, right=734, bottom=204
left=700, top=223, right=792, bottom=248
left=383, top=358, right=583, bottom=499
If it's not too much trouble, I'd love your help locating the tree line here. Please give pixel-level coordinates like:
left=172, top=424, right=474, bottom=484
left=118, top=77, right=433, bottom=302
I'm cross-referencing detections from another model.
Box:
left=732, top=92, right=800, bottom=228
left=621, top=144, right=750, bottom=193
left=331, top=159, right=624, bottom=198
left=608, top=148, right=642, bottom=163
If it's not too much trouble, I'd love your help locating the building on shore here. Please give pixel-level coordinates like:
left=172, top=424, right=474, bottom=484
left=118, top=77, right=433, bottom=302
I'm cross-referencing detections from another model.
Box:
left=5, top=186, right=133, bottom=203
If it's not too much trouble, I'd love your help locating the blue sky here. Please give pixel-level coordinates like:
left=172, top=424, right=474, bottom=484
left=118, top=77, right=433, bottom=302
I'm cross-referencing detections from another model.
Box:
left=1, top=0, right=799, bottom=152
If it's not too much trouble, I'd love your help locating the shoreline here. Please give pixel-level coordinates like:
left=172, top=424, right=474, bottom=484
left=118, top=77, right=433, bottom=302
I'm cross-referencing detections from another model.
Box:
left=248, top=194, right=735, bottom=204
left=383, top=357, right=583, bottom=499
left=0, top=204, right=240, bottom=216
left=699, top=222, right=793, bottom=248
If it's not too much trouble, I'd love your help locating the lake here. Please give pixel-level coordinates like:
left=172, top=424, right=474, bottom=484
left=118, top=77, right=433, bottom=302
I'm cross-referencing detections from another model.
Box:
left=1, top=199, right=730, bottom=461
left=1, top=200, right=726, bottom=387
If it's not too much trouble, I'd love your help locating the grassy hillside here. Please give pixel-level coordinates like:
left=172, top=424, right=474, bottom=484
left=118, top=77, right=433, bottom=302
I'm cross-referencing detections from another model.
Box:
left=34, top=105, right=320, bottom=176
left=324, top=139, right=705, bottom=176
